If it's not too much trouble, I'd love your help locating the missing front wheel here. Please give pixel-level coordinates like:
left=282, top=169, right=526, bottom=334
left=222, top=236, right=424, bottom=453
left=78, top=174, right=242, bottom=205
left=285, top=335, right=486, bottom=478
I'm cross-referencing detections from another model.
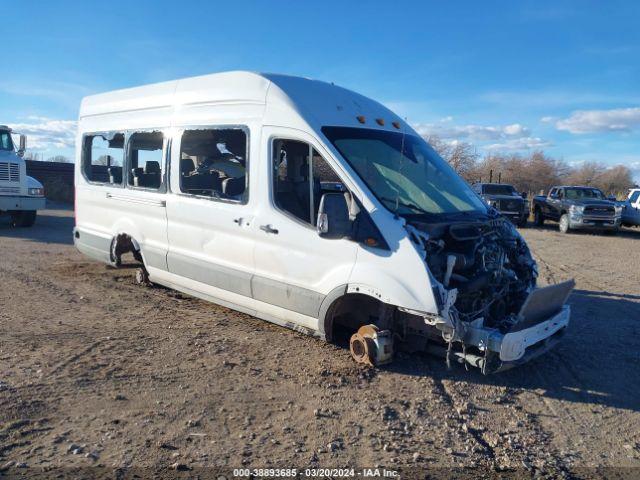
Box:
left=135, top=267, right=150, bottom=286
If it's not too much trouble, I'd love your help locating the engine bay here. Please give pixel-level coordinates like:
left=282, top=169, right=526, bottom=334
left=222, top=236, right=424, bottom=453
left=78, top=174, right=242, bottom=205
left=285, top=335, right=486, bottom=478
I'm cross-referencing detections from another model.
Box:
left=410, top=217, right=538, bottom=333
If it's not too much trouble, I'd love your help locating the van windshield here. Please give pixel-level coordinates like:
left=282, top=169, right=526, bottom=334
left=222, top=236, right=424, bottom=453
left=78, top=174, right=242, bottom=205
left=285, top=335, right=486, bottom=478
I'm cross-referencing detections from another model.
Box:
left=322, top=127, right=487, bottom=217
left=0, top=131, right=14, bottom=151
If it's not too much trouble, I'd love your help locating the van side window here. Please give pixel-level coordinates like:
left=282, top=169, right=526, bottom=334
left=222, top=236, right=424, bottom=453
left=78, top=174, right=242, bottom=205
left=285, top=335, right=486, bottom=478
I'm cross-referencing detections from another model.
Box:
left=179, top=128, right=248, bottom=202
left=127, top=131, right=164, bottom=190
left=272, top=139, right=344, bottom=225
left=82, top=133, right=125, bottom=185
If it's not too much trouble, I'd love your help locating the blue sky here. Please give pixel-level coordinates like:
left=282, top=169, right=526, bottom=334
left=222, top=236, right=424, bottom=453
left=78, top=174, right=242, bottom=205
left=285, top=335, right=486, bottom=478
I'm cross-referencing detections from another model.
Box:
left=3, top=0, right=639, bottom=179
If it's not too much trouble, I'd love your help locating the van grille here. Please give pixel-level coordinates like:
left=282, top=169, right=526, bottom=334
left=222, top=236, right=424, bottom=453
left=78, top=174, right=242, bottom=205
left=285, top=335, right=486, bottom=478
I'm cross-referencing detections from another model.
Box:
left=0, top=162, right=20, bottom=182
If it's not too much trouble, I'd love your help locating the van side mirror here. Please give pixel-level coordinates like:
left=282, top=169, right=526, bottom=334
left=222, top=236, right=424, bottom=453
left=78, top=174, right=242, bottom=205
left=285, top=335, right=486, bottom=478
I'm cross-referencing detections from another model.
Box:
left=17, top=134, right=26, bottom=157
left=549, top=193, right=558, bottom=199
left=317, top=192, right=352, bottom=239
left=521, top=191, right=528, bottom=199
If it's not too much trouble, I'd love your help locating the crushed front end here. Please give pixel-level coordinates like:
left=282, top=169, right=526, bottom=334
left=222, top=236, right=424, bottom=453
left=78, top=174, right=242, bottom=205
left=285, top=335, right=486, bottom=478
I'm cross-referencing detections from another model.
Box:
left=399, top=215, right=574, bottom=374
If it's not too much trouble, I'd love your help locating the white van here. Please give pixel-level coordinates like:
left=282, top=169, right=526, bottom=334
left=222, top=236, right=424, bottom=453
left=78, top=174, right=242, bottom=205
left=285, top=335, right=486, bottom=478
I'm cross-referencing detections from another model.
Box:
left=74, top=71, right=573, bottom=373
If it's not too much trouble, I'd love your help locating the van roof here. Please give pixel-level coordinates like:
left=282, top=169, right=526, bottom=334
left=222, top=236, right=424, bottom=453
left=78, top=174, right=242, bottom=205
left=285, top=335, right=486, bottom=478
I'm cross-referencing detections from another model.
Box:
left=79, top=71, right=406, bottom=133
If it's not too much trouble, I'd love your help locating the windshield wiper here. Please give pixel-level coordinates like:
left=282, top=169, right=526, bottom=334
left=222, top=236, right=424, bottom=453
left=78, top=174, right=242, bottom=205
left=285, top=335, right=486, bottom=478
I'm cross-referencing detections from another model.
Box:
left=379, top=196, right=434, bottom=216
left=443, top=209, right=497, bottom=221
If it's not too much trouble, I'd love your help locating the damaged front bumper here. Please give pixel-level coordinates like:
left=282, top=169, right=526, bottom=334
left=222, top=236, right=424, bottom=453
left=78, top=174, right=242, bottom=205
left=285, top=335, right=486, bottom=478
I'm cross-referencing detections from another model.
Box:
left=425, top=280, right=574, bottom=374
left=454, top=305, right=570, bottom=373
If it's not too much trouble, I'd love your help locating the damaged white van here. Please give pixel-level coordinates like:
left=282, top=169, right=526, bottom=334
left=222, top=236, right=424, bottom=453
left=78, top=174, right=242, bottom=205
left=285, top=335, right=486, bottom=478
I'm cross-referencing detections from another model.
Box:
left=74, top=72, right=574, bottom=373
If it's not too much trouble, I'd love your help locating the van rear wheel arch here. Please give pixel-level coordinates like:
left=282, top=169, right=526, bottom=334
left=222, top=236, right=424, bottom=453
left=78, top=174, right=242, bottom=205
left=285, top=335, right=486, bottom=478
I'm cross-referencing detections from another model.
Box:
left=109, top=233, right=143, bottom=267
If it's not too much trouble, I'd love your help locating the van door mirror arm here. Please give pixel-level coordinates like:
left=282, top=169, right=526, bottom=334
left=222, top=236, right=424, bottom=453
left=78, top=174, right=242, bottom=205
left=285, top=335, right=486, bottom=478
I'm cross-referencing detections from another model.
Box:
left=316, top=192, right=390, bottom=249
left=316, top=192, right=353, bottom=239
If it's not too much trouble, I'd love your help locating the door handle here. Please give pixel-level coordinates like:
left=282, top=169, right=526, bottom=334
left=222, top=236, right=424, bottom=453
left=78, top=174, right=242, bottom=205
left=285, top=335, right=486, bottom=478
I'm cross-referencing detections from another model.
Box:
left=259, top=224, right=279, bottom=234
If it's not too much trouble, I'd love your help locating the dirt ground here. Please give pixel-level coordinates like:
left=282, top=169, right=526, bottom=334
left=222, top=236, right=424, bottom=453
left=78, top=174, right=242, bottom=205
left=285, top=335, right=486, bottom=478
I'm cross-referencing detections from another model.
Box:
left=1, top=204, right=639, bottom=479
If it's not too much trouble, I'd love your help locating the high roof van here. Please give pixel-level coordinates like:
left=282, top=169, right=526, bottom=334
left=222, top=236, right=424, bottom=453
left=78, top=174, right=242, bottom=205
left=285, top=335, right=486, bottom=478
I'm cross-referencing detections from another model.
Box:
left=74, top=71, right=573, bottom=373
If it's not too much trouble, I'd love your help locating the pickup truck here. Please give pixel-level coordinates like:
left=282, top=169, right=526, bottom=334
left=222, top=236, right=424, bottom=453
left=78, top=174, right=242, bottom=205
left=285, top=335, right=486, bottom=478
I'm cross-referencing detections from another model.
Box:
left=531, top=186, right=622, bottom=234
left=621, top=188, right=640, bottom=228
left=0, top=125, right=46, bottom=226
left=471, top=182, right=529, bottom=227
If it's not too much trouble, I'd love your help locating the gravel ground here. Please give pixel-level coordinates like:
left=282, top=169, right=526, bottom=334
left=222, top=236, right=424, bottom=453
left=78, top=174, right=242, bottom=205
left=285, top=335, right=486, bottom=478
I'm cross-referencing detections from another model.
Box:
left=0, top=204, right=639, bottom=479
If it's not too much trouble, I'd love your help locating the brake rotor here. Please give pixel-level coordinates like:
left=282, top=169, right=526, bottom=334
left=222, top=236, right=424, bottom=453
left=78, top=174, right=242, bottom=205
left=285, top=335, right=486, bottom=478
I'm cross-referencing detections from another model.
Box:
left=349, top=324, right=393, bottom=367
left=349, top=332, right=376, bottom=367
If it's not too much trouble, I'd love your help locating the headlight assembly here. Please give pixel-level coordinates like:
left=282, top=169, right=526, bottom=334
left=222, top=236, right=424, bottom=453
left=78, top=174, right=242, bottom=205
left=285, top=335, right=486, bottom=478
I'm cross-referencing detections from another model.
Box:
left=569, top=205, right=584, bottom=215
left=28, top=187, right=44, bottom=197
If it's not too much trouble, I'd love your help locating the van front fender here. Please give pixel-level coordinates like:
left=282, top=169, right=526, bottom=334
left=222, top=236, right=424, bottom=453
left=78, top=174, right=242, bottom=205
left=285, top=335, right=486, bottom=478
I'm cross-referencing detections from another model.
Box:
left=347, top=265, right=439, bottom=315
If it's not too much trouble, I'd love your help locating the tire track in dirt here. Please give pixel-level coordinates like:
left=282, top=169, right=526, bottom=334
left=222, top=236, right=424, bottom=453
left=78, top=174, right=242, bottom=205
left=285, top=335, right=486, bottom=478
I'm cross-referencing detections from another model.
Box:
left=2, top=209, right=639, bottom=475
left=515, top=232, right=640, bottom=472
left=49, top=340, right=104, bottom=375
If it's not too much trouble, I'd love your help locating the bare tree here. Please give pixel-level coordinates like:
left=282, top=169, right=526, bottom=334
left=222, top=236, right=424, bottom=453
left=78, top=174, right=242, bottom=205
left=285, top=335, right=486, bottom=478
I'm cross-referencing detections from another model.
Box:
left=566, top=161, right=606, bottom=186
left=95, top=155, right=111, bottom=166
left=46, top=155, right=72, bottom=163
left=23, top=151, right=44, bottom=161
left=422, top=133, right=632, bottom=196
left=426, top=135, right=478, bottom=182
left=593, top=165, right=634, bottom=196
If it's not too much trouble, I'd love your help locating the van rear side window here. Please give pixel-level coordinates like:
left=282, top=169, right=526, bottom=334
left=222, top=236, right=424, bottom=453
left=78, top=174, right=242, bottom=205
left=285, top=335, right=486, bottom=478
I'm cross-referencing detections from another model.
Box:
left=127, top=131, right=164, bottom=190
left=82, top=133, right=125, bottom=185
left=179, top=128, right=248, bottom=202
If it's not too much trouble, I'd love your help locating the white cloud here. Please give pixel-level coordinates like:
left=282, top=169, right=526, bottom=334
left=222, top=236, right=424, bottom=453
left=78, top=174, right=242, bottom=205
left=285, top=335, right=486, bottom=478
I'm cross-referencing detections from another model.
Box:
left=10, top=117, right=77, bottom=150
left=556, top=107, right=640, bottom=134
left=413, top=119, right=549, bottom=153
left=485, top=137, right=552, bottom=151
left=503, top=123, right=528, bottom=136
left=413, top=121, right=532, bottom=143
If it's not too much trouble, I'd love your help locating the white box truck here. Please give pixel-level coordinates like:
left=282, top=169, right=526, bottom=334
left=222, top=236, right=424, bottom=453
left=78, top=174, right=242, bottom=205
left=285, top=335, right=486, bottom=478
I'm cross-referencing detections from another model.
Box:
left=73, top=72, right=574, bottom=373
left=0, top=125, right=46, bottom=226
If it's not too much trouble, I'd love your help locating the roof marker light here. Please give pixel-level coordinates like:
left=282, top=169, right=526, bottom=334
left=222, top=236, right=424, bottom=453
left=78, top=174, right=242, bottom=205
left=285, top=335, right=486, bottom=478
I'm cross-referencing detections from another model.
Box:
left=365, top=237, right=379, bottom=247
left=356, top=115, right=366, bottom=124
left=392, top=121, right=401, bottom=129
left=375, top=118, right=385, bottom=126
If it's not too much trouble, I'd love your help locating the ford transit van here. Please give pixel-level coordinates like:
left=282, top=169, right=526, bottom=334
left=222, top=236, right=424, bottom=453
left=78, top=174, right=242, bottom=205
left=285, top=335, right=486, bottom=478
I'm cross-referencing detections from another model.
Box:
left=74, top=72, right=573, bottom=373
